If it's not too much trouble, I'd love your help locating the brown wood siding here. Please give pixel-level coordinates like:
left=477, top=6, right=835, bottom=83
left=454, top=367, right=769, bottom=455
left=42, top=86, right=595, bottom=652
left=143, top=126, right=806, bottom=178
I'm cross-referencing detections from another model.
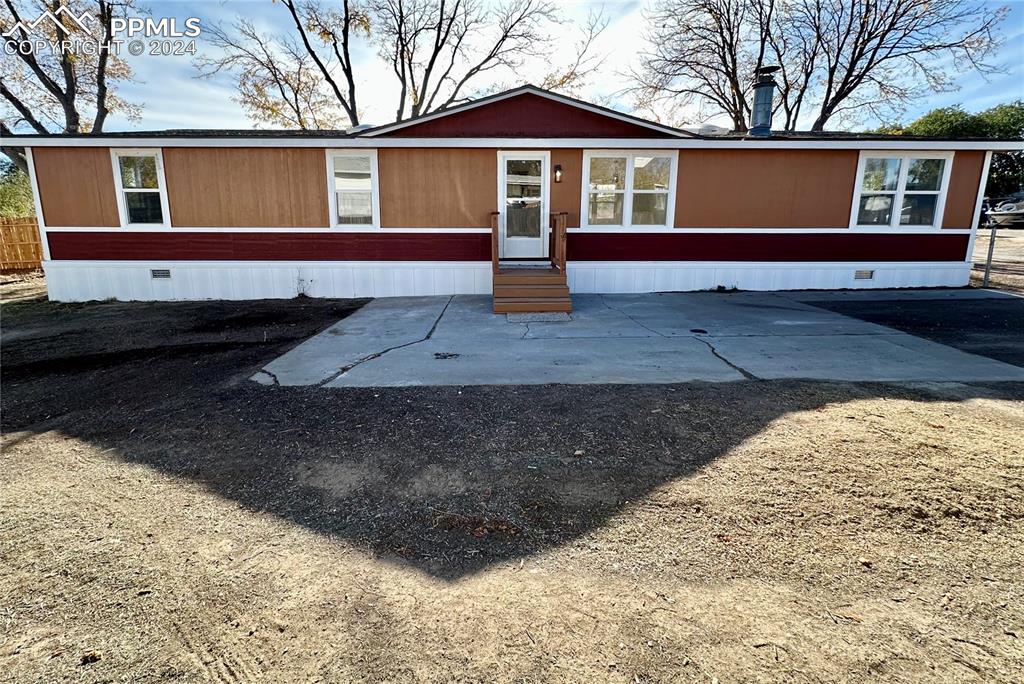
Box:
left=378, top=148, right=496, bottom=228
left=550, top=149, right=583, bottom=227
left=33, top=147, right=120, bottom=227
left=163, top=148, right=328, bottom=227
left=942, top=151, right=985, bottom=229
left=675, top=149, right=859, bottom=228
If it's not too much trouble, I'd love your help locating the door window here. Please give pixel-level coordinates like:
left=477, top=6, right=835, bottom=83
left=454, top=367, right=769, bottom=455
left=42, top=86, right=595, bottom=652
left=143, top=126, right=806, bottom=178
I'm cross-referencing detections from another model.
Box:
left=505, top=159, right=542, bottom=237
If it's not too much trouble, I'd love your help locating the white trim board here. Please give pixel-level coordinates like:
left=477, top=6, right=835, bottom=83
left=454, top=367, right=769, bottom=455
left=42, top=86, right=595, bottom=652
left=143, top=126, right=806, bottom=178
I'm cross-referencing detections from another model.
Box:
left=565, top=227, right=972, bottom=234
left=964, top=151, right=994, bottom=263
left=10, top=137, right=1024, bottom=151
left=42, top=260, right=494, bottom=302
left=566, top=261, right=971, bottom=293
left=41, top=226, right=973, bottom=235
left=41, top=226, right=492, bottom=233
left=42, top=259, right=971, bottom=302
left=25, top=148, right=50, bottom=260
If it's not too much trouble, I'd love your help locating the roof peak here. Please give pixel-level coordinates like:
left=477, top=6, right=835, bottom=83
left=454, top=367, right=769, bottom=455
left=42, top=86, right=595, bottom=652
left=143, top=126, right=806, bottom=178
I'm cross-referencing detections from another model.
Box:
left=356, top=84, right=696, bottom=139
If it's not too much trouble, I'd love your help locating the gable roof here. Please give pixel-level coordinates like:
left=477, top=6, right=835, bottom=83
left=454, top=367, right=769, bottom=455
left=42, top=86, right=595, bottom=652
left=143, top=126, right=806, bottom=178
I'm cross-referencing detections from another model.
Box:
left=359, top=85, right=696, bottom=139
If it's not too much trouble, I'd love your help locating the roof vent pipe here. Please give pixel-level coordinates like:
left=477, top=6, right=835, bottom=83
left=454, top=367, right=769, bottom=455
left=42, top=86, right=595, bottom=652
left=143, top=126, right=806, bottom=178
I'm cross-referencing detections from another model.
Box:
left=748, top=66, right=779, bottom=136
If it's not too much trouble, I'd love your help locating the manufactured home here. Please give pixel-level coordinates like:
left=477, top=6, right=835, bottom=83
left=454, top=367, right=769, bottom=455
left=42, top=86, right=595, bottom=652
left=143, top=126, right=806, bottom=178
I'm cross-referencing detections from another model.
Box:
left=7, top=85, right=1023, bottom=312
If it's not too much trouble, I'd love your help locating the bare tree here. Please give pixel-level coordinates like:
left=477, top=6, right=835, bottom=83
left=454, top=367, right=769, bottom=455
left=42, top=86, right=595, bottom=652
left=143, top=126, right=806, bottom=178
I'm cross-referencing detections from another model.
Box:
left=632, top=0, right=763, bottom=132
left=806, top=0, right=1005, bottom=131
left=634, top=0, right=1007, bottom=132
left=196, top=19, right=348, bottom=129
left=200, top=0, right=369, bottom=128
left=203, top=0, right=602, bottom=129
left=371, top=0, right=557, bottom=122
left=278, top=0, right=367, bottom=126
left=538, top=8, right=609, bottom=98
left=1, top=0, right=139, bottom=171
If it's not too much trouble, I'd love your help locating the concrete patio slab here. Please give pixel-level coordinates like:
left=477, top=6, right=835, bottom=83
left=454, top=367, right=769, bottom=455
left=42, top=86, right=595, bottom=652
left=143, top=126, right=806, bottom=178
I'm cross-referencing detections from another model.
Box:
left=786, top=288, right=1023, bottom=302
left=326, top=334, right=742, bottom=387
left=254, top=296, right=449, bottom=386
left=253, top=291, right=1024, bottom=387
left=709, top=333, right=1021, bottom=382
left=524, top=293, right=902, bottom=339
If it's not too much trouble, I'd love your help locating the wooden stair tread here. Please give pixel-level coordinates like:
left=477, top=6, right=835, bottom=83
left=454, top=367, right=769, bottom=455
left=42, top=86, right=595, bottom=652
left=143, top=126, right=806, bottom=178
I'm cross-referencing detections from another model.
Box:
left=493, top=283, right=569, bottom=292
left=496, top=268, right=563, bottom=278
left=494, top=296, right=572, bottom=301
left=493, top=298, right=573, bottom=313
left=492, top=265, right=570, bottom=313
left=493, top=272, right=567, bottom=286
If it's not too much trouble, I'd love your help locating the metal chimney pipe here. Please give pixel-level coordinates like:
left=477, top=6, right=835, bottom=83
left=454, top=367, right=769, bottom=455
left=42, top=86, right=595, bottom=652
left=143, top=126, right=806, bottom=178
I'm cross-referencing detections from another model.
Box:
left=749, top=66, right=780, bottom=136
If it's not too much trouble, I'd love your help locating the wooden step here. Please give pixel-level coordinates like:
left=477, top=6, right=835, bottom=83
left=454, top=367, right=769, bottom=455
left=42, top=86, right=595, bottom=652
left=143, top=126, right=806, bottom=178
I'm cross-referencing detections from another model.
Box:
left=493, top=297, right=573, bottom=313
left=493, top=269, right=566, bottom=286
left=493, top=283, right=570, bottom=298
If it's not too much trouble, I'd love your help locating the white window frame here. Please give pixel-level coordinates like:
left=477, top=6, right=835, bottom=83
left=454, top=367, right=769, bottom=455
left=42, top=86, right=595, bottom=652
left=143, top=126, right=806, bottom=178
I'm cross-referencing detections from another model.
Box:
left=110, top=148, right=171, bottom=229
left=580, top=150, right=678, bottom=230
left=326, top=149, right=380, bottom=230
left=849, top=150, right=954, bottom=231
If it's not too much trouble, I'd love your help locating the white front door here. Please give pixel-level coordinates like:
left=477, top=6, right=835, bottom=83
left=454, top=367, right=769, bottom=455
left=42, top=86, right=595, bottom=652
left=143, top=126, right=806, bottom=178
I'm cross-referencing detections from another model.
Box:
left=499, top=152, right=549, bottom=259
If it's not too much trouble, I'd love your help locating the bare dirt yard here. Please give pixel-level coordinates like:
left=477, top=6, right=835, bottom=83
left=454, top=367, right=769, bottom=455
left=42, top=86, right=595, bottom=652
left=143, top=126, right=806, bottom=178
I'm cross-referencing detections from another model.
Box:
left=2, top=288, right=1023, bottom=683
left=972, top=228, right=1024, bottom=293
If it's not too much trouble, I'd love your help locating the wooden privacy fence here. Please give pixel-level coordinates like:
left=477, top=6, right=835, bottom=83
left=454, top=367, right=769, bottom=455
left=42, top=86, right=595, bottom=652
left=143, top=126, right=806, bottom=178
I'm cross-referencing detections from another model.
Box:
left=1, top=216, right=43, bottom=272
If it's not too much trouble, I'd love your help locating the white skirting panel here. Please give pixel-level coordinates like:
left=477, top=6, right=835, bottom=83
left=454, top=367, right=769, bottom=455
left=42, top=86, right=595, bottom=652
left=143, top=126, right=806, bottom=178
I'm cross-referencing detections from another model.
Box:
left=567, top=261, right=972, bottom=293
left=43, top=261, right=494, bottom=302
left=42, top=259, right=972, bottom=302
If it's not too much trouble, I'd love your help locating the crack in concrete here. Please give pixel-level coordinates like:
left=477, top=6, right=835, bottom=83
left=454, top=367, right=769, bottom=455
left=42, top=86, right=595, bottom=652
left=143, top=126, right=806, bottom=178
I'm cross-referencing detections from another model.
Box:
left=317, top=295, right=454, bottom=386
left=694, top=337, right=760, bottom=380
left=601, top=295, right=771, bottom=379
left=698, top=331, right=903, bottom=338
left=599, top=295, right=668, bottom=338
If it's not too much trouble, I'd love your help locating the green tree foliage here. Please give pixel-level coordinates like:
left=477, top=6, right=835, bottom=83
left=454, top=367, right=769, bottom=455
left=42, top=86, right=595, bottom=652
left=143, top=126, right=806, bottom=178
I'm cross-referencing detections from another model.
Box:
left=880, top=102, right=1024, bottom=197
left=0, top=159, right=35, bottom=218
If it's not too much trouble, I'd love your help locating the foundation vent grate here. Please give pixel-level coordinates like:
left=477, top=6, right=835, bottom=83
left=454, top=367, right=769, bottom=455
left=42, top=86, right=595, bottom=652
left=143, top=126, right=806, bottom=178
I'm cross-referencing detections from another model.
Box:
left=854, top=269, right=875, bottom=280
left=150, top=269, right=171, bottom=279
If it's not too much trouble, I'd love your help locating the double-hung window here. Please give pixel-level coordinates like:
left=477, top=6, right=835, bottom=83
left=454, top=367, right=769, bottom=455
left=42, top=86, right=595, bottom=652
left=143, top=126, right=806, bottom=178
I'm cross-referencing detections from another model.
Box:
left=112, top=149, right=170, bottom=227
left=327, top=150, right=380, bottom=228
left=852, top=152, right=952, bottom=229
left=582, top=151, right=677, bottom=229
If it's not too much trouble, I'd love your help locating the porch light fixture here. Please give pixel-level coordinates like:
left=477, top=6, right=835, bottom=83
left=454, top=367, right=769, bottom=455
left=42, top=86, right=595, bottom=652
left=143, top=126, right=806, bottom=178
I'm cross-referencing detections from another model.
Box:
left=554, top=164, right=563, bottom=183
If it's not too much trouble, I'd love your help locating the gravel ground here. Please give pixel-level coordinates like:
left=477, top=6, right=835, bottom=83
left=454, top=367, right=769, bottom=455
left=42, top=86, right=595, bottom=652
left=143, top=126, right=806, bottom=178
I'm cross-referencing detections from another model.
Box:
left=972, top=229, right=1024, bottom=293
left=2, top=291, right=1023, bottom=683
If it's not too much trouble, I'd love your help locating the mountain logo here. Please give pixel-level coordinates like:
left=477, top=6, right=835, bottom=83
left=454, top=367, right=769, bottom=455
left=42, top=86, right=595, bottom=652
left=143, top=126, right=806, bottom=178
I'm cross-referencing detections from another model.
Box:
left=3, top=6, right=94, bottom=38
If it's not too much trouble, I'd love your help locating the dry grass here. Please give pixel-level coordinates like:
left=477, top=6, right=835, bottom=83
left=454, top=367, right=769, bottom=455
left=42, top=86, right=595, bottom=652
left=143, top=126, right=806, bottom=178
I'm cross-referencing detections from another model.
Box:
left=4, top=387, right=1024, bottom=683
left=972, top=229, right=1024, bottom=293
left=1, top=262, right=1023, bottom=683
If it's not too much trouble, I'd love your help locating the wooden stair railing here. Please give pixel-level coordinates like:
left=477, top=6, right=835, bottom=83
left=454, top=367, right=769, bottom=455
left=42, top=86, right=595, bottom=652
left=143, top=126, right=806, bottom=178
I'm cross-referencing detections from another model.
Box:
left=549, top=212, right=568, bottom=273
left=490, top=211, right=500, bottom=275
left=490, top=211, right=572, bottom=314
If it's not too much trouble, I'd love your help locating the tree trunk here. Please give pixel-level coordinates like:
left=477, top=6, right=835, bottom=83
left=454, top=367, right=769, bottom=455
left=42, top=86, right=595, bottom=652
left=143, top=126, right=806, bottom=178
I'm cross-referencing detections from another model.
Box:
left=1, top=147, right=29, bottom=174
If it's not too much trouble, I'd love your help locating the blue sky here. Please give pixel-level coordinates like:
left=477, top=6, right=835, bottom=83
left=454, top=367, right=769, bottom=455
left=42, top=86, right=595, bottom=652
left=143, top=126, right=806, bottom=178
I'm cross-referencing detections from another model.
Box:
left=106, top=0, right=1024, bottom=132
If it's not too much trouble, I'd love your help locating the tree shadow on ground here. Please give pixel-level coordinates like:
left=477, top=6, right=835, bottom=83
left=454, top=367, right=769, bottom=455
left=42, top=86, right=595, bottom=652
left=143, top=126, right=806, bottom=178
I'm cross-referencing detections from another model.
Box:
left=2, top=297, right=1021, bottom=581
